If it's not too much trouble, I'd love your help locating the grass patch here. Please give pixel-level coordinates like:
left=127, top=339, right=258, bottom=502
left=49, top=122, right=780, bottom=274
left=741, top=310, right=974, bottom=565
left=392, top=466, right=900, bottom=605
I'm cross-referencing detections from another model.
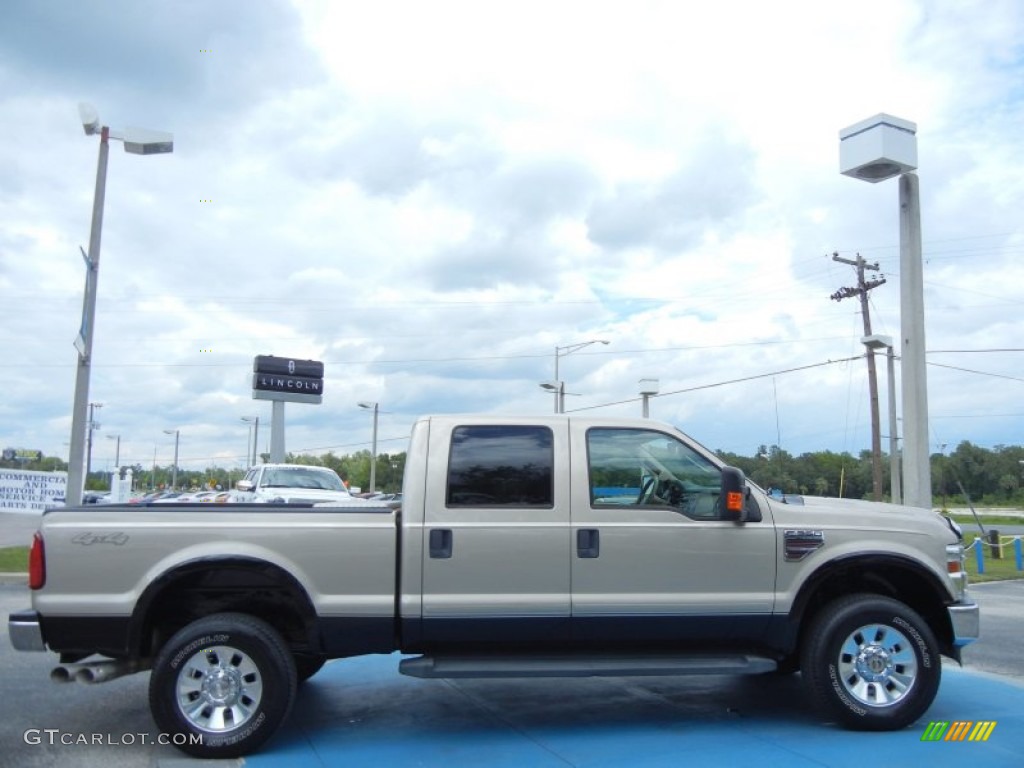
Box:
left=0, top=546, right=28, bottom=572
left=948, top=514, right=1024, bottom=528
left=964, top=534, right=1024, bottom=583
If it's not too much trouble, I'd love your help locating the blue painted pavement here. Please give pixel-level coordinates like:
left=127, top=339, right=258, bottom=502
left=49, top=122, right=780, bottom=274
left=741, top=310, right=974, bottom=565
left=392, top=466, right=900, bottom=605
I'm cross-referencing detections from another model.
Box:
left=248, top=655, right=1024, bottom=768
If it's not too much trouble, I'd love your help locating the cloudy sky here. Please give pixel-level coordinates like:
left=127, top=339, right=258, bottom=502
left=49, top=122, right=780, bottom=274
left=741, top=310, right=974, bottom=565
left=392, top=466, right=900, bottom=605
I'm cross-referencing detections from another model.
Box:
left=1, top=0, right=1022, bottom=476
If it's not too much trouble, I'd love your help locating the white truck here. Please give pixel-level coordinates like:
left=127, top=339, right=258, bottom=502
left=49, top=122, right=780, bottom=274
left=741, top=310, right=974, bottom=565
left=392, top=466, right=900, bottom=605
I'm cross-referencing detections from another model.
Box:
left=233, top=463, right=363, bottom=504
left=8, top=415, right=978, bottom=758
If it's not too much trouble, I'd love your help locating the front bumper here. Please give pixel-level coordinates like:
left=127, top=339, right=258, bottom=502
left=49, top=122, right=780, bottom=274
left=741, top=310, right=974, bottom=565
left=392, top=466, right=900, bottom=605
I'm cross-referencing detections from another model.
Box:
left=8, top=610, right=46, bottom=652
left=948, top=598, right=980, bottom=647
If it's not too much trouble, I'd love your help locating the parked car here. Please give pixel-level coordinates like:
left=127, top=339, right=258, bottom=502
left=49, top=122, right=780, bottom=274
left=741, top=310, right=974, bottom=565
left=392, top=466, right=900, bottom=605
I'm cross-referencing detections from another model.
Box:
left=235, top=464, right=376, bottom=505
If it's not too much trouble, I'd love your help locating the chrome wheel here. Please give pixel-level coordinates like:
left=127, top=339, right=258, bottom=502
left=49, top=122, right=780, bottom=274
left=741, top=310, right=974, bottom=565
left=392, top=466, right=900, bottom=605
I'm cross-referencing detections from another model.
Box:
left=175, top=644, right=264, bottom=732
left=802, top=594, right=940, bottom=730
left=835, top=622, right=918, bottom=708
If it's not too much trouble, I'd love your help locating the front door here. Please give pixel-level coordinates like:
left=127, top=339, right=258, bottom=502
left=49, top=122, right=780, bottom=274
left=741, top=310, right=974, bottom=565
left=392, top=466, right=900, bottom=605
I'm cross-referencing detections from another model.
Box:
left=570, top=426, right=776, bottom=646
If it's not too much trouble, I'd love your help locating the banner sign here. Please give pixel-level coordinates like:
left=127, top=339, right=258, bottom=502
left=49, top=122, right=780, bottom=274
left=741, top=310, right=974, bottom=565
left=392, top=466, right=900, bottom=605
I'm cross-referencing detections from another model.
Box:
left=2, top=448, right=43, bottom=462
left=0, top=469, right=67, bottom=513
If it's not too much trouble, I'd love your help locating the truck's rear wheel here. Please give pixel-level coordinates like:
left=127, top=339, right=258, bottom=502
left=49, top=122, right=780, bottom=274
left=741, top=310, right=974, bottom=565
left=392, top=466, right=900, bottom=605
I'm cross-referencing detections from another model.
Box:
left=149, top=612, right=297, bottom=758
left=801, top=594, right=940, bottom=730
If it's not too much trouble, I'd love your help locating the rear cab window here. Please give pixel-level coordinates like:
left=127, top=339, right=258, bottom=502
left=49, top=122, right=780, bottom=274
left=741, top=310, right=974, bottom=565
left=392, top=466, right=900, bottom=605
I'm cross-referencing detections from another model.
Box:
left=446, top=425, right=554, bottom=508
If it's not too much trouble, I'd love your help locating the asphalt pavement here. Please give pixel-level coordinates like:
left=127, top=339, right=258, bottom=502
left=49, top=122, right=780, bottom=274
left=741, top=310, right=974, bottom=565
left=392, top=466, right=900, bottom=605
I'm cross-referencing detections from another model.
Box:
left=0, top=511, right=41, bottom=548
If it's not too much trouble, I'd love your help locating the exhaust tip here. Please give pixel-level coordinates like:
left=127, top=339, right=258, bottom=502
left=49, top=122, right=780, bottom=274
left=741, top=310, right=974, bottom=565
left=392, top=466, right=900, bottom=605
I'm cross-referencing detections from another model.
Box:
left=74, top=667, right=97, bottom=684
left=50, top=666, right=74, bottom=683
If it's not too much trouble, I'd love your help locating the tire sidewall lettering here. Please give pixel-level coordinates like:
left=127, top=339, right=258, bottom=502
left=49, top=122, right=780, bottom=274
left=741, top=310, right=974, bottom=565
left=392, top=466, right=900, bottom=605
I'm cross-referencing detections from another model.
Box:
left=892, top=615, right=932, bottom=668
left=169, top=633, right=231, bottom=669
left=203, top=711, right=267, bottom=747
left=827, top=663, right=868, bottom=716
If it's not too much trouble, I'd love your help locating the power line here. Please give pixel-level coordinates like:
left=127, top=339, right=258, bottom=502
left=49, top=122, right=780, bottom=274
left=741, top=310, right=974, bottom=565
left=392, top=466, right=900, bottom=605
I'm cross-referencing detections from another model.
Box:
left=926, top=362, right=1024, bottom=383
left=568, top=355, right=863, bottom=413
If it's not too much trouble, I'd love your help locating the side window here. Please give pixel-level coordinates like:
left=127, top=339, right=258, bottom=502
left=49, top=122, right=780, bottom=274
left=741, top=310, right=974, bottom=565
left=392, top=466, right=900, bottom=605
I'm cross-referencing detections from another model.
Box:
left=446, top=425, right=554, bottom=508
left=587, top=428, right=723, bottom=519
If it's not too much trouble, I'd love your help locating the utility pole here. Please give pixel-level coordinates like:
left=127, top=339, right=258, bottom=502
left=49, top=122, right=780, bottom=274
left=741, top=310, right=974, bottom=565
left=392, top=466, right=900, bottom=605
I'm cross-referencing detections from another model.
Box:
left=831, top=252, right=887, bottom=501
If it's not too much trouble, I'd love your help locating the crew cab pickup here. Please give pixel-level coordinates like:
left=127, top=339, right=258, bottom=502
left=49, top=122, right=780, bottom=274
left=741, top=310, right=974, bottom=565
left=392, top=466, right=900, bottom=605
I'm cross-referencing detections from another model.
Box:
left=8, top=415, right=979, bottom=758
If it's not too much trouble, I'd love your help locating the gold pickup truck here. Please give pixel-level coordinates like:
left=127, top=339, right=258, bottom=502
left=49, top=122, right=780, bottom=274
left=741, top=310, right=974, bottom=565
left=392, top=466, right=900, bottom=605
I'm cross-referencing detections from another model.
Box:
left=8, top=414, right=978, bottom=758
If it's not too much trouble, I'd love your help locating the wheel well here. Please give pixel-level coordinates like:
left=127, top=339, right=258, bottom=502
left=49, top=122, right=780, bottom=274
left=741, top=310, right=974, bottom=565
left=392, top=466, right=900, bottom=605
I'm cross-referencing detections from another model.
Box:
left=131, top=558, right=318, bottom=660
left=789, top=556, right=955, bottom=658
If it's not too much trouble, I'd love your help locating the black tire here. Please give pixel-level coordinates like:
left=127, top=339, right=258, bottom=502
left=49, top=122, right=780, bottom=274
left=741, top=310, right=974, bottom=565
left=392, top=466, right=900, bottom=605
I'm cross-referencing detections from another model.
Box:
left=295, top=653, right=328, bottom=683
left=149, top=612, right=297, bottom=758
left=800, top=594, right=940, bottom=731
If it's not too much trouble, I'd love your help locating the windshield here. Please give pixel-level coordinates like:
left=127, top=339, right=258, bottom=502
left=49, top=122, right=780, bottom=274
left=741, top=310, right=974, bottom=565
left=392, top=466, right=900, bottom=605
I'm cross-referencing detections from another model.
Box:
left=260, top=467, right=347, bottom=492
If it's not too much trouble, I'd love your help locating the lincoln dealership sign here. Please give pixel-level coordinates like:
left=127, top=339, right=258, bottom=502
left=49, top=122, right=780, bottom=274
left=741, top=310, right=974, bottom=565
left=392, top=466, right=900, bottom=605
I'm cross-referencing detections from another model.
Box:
left=252, top=355, right=324, bottom=404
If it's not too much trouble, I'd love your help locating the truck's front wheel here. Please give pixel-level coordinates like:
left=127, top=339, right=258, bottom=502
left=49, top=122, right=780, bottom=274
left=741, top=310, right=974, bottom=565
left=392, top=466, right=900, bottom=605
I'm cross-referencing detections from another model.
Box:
left=800, top=594, right=940, bottom=731
left=149, top=612, right=297, bottom=758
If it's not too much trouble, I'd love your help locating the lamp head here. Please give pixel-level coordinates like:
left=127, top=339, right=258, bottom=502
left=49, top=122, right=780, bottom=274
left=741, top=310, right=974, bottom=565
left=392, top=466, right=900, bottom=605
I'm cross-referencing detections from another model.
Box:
left=861, top=334, right=894, bottom=350
left=78, top=102, right=100, bottom=136
left=123, top=126, right=174, bottom=155
left=839, top=113, right=917, bottom=183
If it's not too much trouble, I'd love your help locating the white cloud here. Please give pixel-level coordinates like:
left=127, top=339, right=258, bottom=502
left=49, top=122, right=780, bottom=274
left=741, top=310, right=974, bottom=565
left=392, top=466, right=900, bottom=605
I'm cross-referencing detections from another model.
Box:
left=0, top=0, right=1021, bottom=482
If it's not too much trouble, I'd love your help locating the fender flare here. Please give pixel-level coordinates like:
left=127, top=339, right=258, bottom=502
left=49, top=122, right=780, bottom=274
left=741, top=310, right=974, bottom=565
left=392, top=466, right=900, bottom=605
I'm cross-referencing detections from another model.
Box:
left=127, top=556, right=319, bottom=657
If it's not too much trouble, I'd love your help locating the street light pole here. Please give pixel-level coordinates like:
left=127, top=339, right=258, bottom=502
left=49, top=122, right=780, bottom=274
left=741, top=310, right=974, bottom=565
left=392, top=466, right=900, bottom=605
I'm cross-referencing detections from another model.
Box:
left=66, top=104, right=173, bottom=506
left=106, top=433, right=121, bottom=468
left=899, top=172, right=932, bottom=509
left=552, top=339, right=609, bottom=414
left=863, top=335, right=900, bottom=504
left=358, top=402, right=379, bottom=493
left=163, top=429, right=179, bottom=490
left=885, top=343, right=901, bottom=505
left=241, top=416, right=260, bottom=467
left=840, top=113, right=930, bottom=508
left=85, top=401, right=103, bottom=484
left=639, top=379, right=659, bottom=418
left=66, top=123, right=108, bottom=506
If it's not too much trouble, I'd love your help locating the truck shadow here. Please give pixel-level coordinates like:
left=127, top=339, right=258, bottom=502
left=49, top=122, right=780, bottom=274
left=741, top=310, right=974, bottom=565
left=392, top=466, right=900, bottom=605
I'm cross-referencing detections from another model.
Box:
left=276, top=662, right=819, bottom=752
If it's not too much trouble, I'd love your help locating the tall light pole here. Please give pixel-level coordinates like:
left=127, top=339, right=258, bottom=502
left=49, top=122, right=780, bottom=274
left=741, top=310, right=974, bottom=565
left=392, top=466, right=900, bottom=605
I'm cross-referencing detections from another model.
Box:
left=85, top=401, right=103, bottom=483
left=106, top=433, right=121, bottom=468
left=539, top=381, right=566, bottom=414
left=358, top=402, right=379, bottom=493
left=241, top=416, right=259, bottom=468
left=106, top=434, right=121, bottom=493
left=551, top=339, right=609, bottom=413
left=639, top=379, right=659, bottom=418
left=66, top=103, right=173, bottom=506
left=163, top=429, right=180, bottom=490
left=840, top=113, right=931, bottom=508
left=863, top=335, right=900, bottom=504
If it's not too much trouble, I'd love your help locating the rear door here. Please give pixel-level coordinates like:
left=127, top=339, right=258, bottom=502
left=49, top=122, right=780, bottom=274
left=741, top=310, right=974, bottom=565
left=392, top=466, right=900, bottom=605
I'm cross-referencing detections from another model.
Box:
left=420, top=419, right=571, bottom=646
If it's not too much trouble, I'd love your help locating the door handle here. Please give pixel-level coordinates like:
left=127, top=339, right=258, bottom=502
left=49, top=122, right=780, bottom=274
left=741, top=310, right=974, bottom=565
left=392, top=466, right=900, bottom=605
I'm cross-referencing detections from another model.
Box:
left=576, top=528, right=600, bottom=558
left=429, top=528, right=453, bottom=559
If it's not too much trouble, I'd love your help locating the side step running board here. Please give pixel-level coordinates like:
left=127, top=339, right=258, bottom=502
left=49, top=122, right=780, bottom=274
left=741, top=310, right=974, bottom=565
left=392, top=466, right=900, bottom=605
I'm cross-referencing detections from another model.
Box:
left=399, top=654, right=777, bottom=679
